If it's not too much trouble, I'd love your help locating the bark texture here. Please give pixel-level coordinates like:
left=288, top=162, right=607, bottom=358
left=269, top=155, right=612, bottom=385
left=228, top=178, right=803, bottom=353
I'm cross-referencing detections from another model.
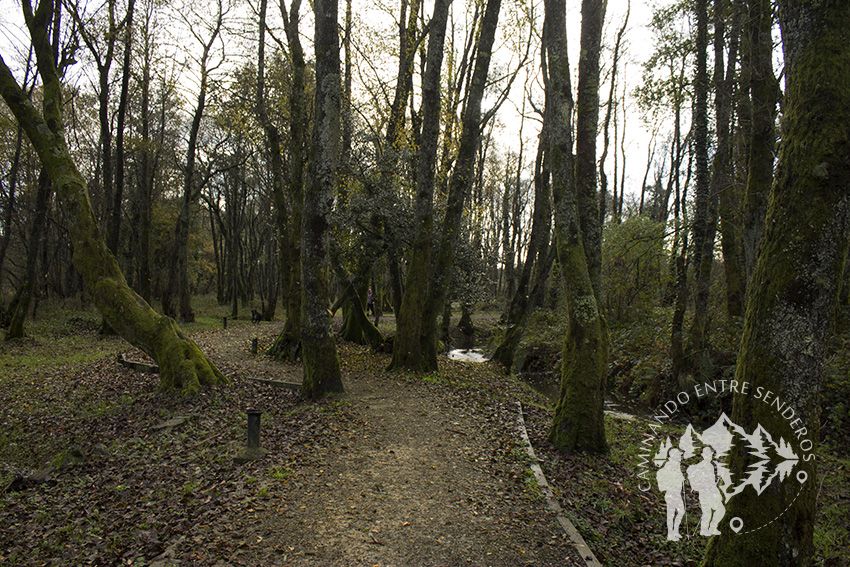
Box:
left=741, top=0, right=779, bottom=285
left=574, top=0, right=605, bottom=300
left=544, top=0, right=609, bottom=454
left=685, top=0, right=716, bottom=363
left=301, top=0, right=344, bottom=398
left=703, top=1, right=850, bottom=564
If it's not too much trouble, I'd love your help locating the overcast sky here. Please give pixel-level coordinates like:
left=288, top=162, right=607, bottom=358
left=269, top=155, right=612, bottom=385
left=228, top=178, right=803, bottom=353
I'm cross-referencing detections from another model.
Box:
left=1, top=0, right=665, bottom=204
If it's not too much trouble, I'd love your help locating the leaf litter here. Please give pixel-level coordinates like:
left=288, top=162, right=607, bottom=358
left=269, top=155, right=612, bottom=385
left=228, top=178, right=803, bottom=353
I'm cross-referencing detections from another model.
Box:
left=6, top=319, right=839, bottom=566
left=0, top=323, right=583, bottom=566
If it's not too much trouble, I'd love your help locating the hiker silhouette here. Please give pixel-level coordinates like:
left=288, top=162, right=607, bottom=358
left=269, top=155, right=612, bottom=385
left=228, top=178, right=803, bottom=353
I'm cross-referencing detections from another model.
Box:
left=687, top=446, right=726, bottom=535
left=656, top=447, right=685, bottom=541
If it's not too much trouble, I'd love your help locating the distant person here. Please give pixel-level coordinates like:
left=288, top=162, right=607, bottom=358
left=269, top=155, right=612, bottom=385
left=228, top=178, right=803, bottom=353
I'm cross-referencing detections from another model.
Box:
left=657, top=447, right=686, bottom=541
left=367, top=287, right=374, bottom=315
left=687, top=446, right=726, bottom=536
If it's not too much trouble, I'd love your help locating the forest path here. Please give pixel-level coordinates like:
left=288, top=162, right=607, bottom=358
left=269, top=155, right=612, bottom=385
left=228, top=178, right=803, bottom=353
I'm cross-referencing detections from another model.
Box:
left=201, top=321, right=583, bottom=566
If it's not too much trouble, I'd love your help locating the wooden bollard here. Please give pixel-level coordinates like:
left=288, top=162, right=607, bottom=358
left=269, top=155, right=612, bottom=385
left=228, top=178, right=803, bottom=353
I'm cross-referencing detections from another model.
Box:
left=246, top=410, right=262, bottom=449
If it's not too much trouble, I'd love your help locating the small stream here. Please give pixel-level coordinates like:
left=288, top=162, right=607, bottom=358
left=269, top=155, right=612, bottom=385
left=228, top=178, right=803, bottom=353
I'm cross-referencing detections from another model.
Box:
left=444, top=349, right=647, bottom=421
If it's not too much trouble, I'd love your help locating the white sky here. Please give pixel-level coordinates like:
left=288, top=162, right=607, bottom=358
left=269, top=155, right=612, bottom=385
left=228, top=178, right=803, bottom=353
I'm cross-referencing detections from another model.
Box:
left=1, top=0, right=666, bottom=203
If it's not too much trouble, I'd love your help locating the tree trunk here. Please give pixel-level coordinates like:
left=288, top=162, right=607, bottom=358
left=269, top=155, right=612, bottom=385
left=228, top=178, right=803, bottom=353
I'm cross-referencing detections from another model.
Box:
left=300, top=0, right=344, bottom=399
left=268, top=0, right=307, bottom=361
left=669, top=67, right=688, bottom=373
left=685, top=0, right=716, bottom=362
left=108, top=0, right=135, bottom=256
left=0, top=0, right=224, bottom=394
left=421, top=0, right=502, bottom=370
left=500, top=173, right=514, bottom=297
left=331, top=247, right=384, bottom=349
left=493, top=142, right=551, bottom=371
left=373, top=0, right=421, bottom=326
left=338, top=280, right=384, bottom=349
left=599, top=0, right=629, bottom=226
left=575, top=0, right=606, bottom=301
left=703, top=1, right=849, bottom=563
left=172, top=0, right=224, bottom=323
left=388, top=0, right=452, bottom=372
left=135, top=6, right=155, bottom=304
left=262, top=235, right=278, bottom=321
left=6, top=169, right=51, bottom=339
left=544, top=0, right=609, bottom=454
left=716, top=0, right=746, bottom=318
left=0, top=124, right=25, bottom=296
left=741, top=0, right=779, bottom=285
left=92, top=17, right=116, bottom=240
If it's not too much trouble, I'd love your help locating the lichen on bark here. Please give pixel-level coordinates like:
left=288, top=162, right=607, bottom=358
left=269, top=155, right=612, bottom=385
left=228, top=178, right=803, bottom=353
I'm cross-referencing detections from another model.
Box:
left=299, top=0, right=344, bottom=399
left=543, top=0, right=609, bottom=455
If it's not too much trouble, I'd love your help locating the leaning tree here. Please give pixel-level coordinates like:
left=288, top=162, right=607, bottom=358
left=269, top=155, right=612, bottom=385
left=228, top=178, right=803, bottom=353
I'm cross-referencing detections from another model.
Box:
left=0, top=0, right=225, bottom=394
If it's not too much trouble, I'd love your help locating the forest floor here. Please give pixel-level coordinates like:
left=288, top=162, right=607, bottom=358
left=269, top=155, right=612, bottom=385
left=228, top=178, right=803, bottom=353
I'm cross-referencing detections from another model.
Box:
left=0, top=311, right=848, bottom=566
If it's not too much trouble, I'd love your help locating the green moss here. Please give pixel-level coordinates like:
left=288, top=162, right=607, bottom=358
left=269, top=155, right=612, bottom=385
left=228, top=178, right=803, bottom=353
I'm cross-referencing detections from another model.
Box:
left=702, top=4, right=850, bottom=564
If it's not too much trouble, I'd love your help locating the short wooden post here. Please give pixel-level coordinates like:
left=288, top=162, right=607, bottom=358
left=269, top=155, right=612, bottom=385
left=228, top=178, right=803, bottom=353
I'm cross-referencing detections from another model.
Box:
left=246, top=410, right=262, bottom=448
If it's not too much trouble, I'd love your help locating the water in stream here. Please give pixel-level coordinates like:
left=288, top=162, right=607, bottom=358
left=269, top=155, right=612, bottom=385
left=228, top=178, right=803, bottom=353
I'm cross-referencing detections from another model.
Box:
left=446, top=348, right=489, bottom=363
left=445, top=349, right=646, bottom=421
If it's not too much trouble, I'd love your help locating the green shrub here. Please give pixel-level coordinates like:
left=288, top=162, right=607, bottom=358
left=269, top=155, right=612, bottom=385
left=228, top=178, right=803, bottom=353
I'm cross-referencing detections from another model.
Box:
left=602, top=216, right=669, bottom=324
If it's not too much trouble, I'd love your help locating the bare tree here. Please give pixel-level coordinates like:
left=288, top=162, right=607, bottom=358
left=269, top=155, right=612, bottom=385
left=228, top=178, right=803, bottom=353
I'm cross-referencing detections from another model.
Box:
left=165, top=0, right=227, bottom=322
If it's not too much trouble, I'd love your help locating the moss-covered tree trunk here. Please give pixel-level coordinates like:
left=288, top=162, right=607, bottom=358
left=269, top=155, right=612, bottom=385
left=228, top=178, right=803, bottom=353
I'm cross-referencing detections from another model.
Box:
left=544, top=0, right=609, bottom=454
left=421, top=0, right=502, bottom=370
left=0, top=0, right=225, bottom=395
left=388, top=0, right=451, bottom=373
left=339, top=285, right=384, bottom=349
left=574, top=0, right=605, bottom=301
left=332, top=251, right=384, bottom=349
left=703, top=1, right=850, bottom=563
left=300, top=0, right=344, bottom=399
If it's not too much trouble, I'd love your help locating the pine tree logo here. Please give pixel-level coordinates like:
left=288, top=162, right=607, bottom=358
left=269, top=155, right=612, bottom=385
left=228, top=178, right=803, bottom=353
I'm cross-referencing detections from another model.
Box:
left=653, top=413, right=806, bottom=540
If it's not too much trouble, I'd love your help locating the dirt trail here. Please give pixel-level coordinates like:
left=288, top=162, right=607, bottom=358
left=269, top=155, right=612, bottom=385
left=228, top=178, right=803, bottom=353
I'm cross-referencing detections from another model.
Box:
left=200, top=323, right=583, bottom=566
